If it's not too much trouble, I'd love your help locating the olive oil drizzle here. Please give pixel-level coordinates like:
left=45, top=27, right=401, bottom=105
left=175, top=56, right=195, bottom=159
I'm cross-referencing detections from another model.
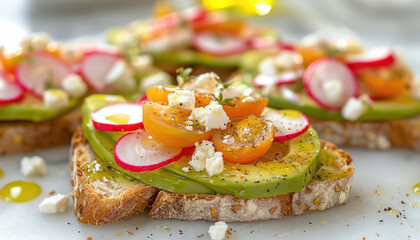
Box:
left=413, top=182, right=420, bottom=194
left=0, top=180, right=41, bottom=203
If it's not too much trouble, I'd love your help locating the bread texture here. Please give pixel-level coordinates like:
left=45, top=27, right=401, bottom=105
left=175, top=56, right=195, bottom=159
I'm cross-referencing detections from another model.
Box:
left=310, top=116, right=420, bottom=151
left=0, top=109, right=81, bottom=155
left=70, top=128, right=353, bottom=225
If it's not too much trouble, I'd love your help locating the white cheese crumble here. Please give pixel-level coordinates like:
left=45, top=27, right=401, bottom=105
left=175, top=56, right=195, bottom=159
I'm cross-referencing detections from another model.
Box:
left=341, top=94, right=372, bottom=121
left=130, top=54, right=153, bottom=73
left=322, top=80, right=343, bottom=102
left=39, top=194, right=70, bottom=214
left=21, top=156, right=47, bottom=177
left=205, top=152, right=224, bottom=177
left=140, top=72, right=172, bottom=90
left=215, top=86, right=242, bottom=99
left=273, top=50, right=303, bottom=69
left=208, top=221, right=228, bottom=240
left=184, top=72, right=220, bottom=91
left=105, top=59, right=136, bottom=92
left=258, top=57, right=277, bottom=76
left=167, top=89, right=196, bottom=110
left=190, top=140, right=224, bottom=176
left=189, top=101, right=230, bottom=131
left=242, top=96, right=256, bottom=103
left=61, top=74, right=87, bottom=98
left=21, top=33, right=50, bottom=54
left=43, top=89, right=69, bottom=110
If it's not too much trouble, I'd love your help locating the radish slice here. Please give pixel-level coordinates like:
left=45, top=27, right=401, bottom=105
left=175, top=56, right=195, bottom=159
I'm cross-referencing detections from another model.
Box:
left=303, top=59, right=358, bottom=110
left=249, top=38, right=295, bottom=51
left=79, top=50, right=122, bottom=91
left=91, top=103, right=143, bottom=131
left=15, top=53, right=72, bottom=97
left=182, top=146, right=196, bottom=156
left=253, top=71, right=300, bottom=88
left=192, top=32, right=247, bottom=56
left=263, top=110, right=310, bottom=142
left=0, top=74, right=24, bottom=104
left=346, top=47, right=394, bottom=71
left=114, top=130, right=183, bottom=172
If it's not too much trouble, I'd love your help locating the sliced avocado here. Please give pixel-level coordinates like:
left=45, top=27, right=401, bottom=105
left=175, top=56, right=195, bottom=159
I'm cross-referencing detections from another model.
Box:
left=240, top=51, right=420, bottom=122
left=314, top=146, right=351, bottom=181
left=0, top=96, right=81, bottom=122
left=82, top=94, right=214, bottom=194
left=164, top=126, right=321, bottom=198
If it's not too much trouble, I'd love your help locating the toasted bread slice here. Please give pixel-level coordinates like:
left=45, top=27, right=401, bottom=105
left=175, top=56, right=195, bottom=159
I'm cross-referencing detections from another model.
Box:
left=70, top=128, right=354, bottom=225
left=310, top=116, right=420, bottom=150
left=0, top=109, right=81, bottom=155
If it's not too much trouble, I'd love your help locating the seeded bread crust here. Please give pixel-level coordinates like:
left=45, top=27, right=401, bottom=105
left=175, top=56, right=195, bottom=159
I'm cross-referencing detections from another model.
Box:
left=0, top=109, right=81, bottom=155
left=310, top=116, right=420, bottom=150
left=70, top=128, right=353, bottom=224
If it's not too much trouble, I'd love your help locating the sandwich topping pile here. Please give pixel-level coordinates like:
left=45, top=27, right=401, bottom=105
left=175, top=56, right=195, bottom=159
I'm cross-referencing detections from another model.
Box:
left=82, top=71, right=352, bottom=199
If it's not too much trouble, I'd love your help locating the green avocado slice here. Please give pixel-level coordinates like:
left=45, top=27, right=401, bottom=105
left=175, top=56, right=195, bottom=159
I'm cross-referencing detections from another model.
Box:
left=240, top=51, right=420, bottom=122
left=82, top=94, right=214, bottom=194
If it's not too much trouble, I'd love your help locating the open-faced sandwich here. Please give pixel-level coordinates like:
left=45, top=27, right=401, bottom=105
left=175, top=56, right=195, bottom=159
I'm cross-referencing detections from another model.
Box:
left=107, top=5, right=290, bottom=79
left=239, top=32, right=420, bottom=150
left=0, top=34, right=171, bottom=155
left=70, top=70, right=354, bottom=225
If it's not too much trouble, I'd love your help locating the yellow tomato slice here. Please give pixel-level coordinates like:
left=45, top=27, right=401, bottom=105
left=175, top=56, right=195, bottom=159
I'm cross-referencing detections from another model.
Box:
left=358, top=66, right=411, bottom=99
left=142, top=101, right=214, bottom=148
left=146, top=86, right=212, bottom=107
left=212, top=115, right=274, bottom=164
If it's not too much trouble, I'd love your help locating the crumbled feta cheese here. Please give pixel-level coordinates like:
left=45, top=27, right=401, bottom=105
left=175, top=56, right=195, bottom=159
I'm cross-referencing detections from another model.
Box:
left=190, top=140, right=215, bottom=171
left=21, top=33, right=50, bottom=54
left=130, top=54, right=153, bottom=73
left=341, top=94, right=372, bottom=121
left=273, top=51, right=303, bottom=69
left=208, top=221, right=228, bottom=240
left=43, top=89, right=69, bottom=110
left=105, top=59, right=136, bottom=92
left=189, top=101, right=230, bottom=131
left=144, top=28, right=192, bottom=53
left=168, top=89, right=196, bottom=110
left=322, top=80, right=343, bottom=102
left=61, top=74, right=87, bottom=98
left=215, top=86, right=242, bottom=99
left=140, top=72, right=172, bottom=90
left=242, top=96, right=256, bottom=103
left=182, top=167, right=190, bottom=173
left=21, top=156, right=47, bottom=177
left=206, top=152, right=224, bottom=176
left=258, top=57, right=277, bottom=76
left=280, top=86, right=300, bottom=104
left=39, top=194, right=70, bottom=214
left=184, top=72, right=220, bottom=91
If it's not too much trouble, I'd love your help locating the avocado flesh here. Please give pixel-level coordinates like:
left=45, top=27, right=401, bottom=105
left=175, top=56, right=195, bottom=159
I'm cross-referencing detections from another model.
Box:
left=82, top=95, right=322, bottom=198
left=240, top=51, right=420, bottom=122
left=82, top=94, right=214, bottom=194
left=0, top=94, right=81, bottom=122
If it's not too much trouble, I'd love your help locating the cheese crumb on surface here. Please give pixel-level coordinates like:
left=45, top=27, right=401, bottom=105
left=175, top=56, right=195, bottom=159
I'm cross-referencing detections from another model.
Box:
left=208, top=221, right=228, bottom=240
left=189, top=101, right=230, bottom=131
left=341, top=94, right=372, bottom=121
left=43, top=89, right=69, bottom=110
left=140, top=72, right=172, bottom=90
left=184, top=72, right=220, bottom=91
left=61, top=74, right=87, bottom=97
left=39, top=194, right=70, bottom=214
left=21, top=156, right=47, bottom=177
left=205, top=152, right=224, bottom=177
left=168, top=89, right=196, bottom=110
left=322, top=80, right=343, bottom=102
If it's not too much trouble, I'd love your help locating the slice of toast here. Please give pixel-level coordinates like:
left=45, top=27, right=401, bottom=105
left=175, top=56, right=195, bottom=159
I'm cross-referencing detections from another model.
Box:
left=70, top=128, right=354, bottom=225
left=0, top=109, right=81, bottom=155
left=310, top=116, right=420, bottom=151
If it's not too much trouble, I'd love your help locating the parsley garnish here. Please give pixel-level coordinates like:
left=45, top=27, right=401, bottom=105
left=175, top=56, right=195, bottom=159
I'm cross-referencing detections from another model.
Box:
left=212, top=92, right=236, bottom=108
left=176, top=67, right=193, bottom=84
left=214, top=75, right=233, bottom=89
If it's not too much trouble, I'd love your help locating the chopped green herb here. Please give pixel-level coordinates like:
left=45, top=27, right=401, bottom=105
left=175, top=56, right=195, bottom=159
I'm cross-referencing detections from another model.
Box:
left=212, top=92, right=236, bottom=108
left=176, top=67, right=193, bottom=84
left=214, top=76, right=233, bottom=89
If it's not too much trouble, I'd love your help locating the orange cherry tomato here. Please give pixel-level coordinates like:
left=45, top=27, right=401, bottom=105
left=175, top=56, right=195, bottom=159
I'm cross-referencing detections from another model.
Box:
left=358, top=65, right=411, bottom=99
left=223, top=97, right=268, bottom=121
left=212, top=115, right=274, bottom=164
left=142, top=101, right=214, bottom=148
left=297, top=45, right=346, bottom=68
left=146, top=86, right=212, bottom=107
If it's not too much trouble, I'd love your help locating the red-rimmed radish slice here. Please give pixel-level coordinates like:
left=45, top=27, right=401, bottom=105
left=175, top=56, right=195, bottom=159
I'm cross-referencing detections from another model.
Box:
left=79, top=50, right=122, bottom=91
left=0, top=74, right=24, bottom=104
left=303, top=59, right=358, bottom=110
left=249, top=38, right=295, bottom=51
left=346, top=47, right=394, bottom=71
left=182, top=146, right=196, bottom=156
left=192, top=32, right=247, bottom=56
left=263, top=110, right=310, bottom=142
left=15, top=53, right=72, bottom=97
left=91, top=103, right=143, bottom=131
left=253, top=71, right=300, bottom=88
left=114, top=130, right=183, bottom=172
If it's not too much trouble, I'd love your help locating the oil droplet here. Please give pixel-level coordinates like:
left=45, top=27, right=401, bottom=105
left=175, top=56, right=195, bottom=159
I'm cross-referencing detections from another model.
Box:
left=105, top=113, right=130, bottom=124
left=0, top=180, right=41, bottom=203
left=0, top=169, right=3, bottom=179
left=413, top=182, right=420, bottom=194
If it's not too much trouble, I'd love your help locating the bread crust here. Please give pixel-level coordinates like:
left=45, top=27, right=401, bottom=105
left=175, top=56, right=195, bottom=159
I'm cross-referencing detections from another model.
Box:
left=0, top=109, right=81, bottom=155
left=70, top=129, right=353, bottom=224
left=310, top=116, right=420, bottom=150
